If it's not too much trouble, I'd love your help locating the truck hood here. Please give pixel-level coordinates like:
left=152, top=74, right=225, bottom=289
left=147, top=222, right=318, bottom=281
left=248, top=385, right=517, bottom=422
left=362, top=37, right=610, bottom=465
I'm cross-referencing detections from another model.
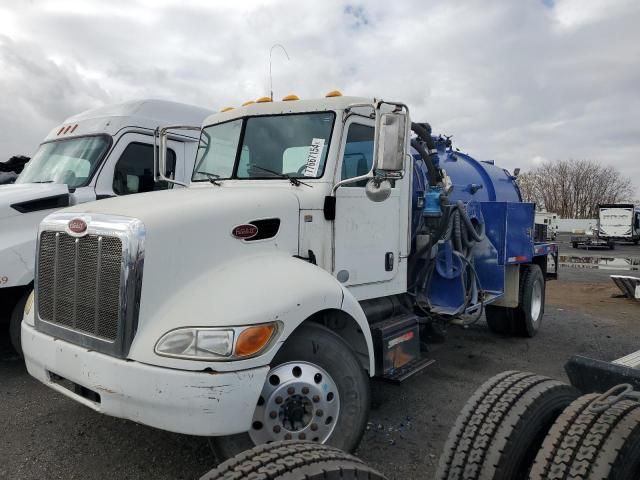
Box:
left=0, top=183, right=70, bottom=220
left=60, top=186, right=302, bottom=329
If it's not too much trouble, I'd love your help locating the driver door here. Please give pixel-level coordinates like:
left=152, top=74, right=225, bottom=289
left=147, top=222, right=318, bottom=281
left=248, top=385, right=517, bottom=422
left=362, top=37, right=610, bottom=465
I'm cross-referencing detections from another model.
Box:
left=333, top=118, right=403, bottom=289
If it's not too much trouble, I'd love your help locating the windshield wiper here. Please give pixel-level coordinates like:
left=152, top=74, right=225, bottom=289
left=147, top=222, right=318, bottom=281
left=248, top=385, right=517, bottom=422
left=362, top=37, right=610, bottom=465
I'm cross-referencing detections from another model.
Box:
left=32, top=180, right=54, bottom=183
left=195, top=171, right=222, bottom=186
left=250, top=165, right=311, bottom=187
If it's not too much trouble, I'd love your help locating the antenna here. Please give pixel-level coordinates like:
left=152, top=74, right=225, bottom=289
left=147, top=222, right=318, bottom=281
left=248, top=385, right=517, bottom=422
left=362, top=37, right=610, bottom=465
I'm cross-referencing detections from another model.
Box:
left=270, top=44, right=290, bottom=100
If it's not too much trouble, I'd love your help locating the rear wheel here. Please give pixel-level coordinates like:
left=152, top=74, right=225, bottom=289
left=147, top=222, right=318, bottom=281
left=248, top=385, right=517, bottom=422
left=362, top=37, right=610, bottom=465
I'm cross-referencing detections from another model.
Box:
left=212, top=324, right=370, bottom=460
left=485, top=265, right=545, bottom=337
left=530, top=389, right=640, bottom=479
left=436, top=371, right=578, bottom=480
left=201, top=441, right=387, bottom=480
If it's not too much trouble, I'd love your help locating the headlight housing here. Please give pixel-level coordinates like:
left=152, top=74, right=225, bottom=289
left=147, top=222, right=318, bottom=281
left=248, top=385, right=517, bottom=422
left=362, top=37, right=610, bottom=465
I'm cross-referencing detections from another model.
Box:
left=155, top=322, right=279, bottom=361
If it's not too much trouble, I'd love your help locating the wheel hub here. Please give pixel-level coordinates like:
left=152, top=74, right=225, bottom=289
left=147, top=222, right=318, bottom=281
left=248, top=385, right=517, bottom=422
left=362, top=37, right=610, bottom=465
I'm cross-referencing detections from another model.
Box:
left=249, top=361, right=340, bottom=445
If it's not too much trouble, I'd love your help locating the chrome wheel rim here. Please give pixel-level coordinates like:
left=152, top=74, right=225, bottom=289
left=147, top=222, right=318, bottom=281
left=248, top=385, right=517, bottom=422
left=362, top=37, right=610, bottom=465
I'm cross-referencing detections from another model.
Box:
left=531, top=279, right=543, bottom=323
left=249, top=361, right=340, bottom=445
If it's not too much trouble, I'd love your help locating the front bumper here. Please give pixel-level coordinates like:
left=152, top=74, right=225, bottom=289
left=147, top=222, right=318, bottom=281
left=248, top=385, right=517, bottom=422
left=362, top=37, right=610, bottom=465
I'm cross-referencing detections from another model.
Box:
left=22, top=323, right=269, bottom=436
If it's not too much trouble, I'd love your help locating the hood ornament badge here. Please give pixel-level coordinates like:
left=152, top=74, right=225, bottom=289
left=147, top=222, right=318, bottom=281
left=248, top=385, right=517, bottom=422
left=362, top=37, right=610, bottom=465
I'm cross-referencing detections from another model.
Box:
left=67, top=218, right=88, bottom=236
left=232, top=224, right=258, bottom=240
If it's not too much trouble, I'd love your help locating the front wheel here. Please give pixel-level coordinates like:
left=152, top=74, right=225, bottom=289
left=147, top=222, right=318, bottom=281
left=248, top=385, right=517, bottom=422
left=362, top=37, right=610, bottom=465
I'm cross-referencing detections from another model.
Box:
left=212, top=323, right=370, bottom=460
left=9, top=290, right=30, bottom=357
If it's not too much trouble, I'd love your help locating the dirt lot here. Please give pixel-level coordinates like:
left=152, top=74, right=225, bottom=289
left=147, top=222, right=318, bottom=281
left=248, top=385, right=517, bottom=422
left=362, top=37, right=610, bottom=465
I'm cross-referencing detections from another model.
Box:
left=1, top=262, right=638, bottom=480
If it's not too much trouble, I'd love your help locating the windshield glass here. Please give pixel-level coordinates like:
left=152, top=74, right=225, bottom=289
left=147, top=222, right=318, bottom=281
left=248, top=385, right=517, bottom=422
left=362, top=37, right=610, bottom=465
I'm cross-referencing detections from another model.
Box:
left=17, top=135, right=111, bottom=188
left=192, top=112, right=335, bottom=182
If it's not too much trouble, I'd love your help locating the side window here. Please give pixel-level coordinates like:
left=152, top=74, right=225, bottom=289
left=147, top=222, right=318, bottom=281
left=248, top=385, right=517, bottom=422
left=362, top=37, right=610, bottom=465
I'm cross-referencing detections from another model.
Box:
left=341, top=123, right=374, bottom=187
left=113, top=143, right=176, bottom=195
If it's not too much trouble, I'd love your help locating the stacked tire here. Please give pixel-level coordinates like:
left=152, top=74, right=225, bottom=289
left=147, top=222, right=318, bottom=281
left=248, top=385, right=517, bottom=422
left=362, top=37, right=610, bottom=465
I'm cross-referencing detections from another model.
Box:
left=201, top=441, right=387, bottom=480
left=438, top=371, right=640, bottom=480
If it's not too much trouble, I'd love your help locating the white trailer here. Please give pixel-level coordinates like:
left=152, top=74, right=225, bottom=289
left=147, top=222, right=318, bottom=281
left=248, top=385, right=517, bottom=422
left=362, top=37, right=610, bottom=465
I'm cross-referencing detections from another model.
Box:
left=0, top=99, right=212, bottom=354
left=598, top=203, right=640, bottom=245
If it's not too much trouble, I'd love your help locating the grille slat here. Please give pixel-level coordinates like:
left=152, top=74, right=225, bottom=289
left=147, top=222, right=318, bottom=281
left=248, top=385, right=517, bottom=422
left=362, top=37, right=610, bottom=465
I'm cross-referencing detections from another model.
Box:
left=37, top=231, right=123, bottom=342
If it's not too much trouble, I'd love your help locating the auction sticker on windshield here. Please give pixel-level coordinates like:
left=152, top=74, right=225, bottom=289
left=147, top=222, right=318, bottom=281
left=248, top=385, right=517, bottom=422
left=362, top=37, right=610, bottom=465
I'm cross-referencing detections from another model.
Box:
left=303, top=138, right=325, bottom=177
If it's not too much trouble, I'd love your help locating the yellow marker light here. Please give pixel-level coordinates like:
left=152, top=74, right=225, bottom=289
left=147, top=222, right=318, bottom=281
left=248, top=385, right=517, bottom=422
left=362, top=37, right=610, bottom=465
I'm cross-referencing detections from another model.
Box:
left=242, top=100, right=256, bottom=106
left=325, top=90, right=343, bottom=97
left=220, top=106, right=235, bottom=112
left=282, top=94, right=300, bottom=101
left=235, top=324, right=277, bottom=357
left=256, top=96, right=273, bottom=103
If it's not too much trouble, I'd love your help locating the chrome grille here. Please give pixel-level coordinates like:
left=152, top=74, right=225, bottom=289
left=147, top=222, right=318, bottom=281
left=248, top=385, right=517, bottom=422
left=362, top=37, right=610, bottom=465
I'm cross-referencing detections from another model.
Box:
left=37, top=231, right=123, bottom=341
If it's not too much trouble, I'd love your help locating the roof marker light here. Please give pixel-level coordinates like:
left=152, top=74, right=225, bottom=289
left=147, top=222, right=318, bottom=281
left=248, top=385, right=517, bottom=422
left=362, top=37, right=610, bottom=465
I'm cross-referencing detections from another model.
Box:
left=325, top=90, right=343, bottom=98
left=63, top=125, right=72, bottom=134
left=57, top=126, right=65, bottom=135
left=220, top=106, right=235, bottom=112
left=70, top=124, right=78, bottom=133
left=282, top=94, right=300, bottom=101
left=256, top=96, right=272, bottom=103
left=242, top=100, right=255, bottom=106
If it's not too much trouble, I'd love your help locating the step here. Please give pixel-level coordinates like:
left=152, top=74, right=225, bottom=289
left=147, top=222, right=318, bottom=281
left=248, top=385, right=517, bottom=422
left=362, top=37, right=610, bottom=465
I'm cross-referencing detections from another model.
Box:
left=380, top=355, right=435, bottom=384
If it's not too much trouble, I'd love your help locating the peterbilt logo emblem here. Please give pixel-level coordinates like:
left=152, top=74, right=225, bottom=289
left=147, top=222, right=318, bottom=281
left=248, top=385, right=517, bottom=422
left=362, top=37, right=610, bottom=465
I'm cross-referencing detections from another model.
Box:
left=232, top=224, right=258, bottom=240
left=68, top=218, right=88, bottom=235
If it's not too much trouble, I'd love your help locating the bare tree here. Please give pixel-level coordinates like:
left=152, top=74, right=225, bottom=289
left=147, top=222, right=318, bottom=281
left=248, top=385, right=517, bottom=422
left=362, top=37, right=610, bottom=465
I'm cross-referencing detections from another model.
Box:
left=517, top=159, right=634, bottom=218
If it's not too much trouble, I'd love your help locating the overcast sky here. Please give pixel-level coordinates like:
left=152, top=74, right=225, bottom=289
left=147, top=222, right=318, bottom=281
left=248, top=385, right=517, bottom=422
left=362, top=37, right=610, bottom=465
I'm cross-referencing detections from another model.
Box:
left=1, top=0, right=638, bottom=196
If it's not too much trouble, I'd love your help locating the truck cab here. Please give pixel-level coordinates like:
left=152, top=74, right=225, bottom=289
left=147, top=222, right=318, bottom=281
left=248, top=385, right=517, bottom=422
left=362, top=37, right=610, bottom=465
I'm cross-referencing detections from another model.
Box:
left=0, top=99, right=212, bottom=354
left=22, top=94, right=556, bottom=457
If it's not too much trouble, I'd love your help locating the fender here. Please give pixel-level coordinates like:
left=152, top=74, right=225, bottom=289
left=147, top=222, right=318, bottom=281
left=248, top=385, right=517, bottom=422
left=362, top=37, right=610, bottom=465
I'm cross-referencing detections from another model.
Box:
left=338, top=285, right=376, bottom=375
left=130, top=253, right=375, bottom=373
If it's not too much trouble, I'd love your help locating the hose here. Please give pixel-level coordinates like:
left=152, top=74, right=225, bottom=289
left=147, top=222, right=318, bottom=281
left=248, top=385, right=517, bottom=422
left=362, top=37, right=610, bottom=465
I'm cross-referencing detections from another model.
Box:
left=411, top=122, right=441, bottom=186
left=410, top=138, right=438, bottom=187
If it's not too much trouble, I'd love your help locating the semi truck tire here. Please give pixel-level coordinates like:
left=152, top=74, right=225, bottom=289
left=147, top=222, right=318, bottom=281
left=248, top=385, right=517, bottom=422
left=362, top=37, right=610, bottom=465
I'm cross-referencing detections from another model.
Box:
left=530, top=391, right=640, bottom=479
left=485, top=265, right=544, bottom=337
left=9, top=291, right=29, bottom=357
left=212, top=324, right=370, bottom=460
left=436, top=371, right=578, bottom=480
left=201, top=441, right=386, bottom=480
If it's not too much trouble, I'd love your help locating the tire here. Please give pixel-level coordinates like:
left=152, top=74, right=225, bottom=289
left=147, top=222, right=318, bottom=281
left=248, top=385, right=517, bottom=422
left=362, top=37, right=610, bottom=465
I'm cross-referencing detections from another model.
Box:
left=436, top=371, right=579, bottom=480
left=212, top=324, right=370, bottom=460
left=485, top=305, right=511, bottom=335
left=530, top=391, right=640, bottom=479
left=572, top=242, right=578, bottom=249
left=9, top=290, right=29, bottom=357
left=485, top=265, right=545, bottom=338
left=201, top=441, right=387, bottom=480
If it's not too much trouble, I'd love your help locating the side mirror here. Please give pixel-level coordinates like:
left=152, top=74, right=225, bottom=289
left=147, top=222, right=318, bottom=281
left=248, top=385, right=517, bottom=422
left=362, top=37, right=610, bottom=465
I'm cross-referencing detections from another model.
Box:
left=374, top=112, right=407, bottom=176
left=153, top=125, right=202, bottom=187
left=365, top=178, right=392, bottom=202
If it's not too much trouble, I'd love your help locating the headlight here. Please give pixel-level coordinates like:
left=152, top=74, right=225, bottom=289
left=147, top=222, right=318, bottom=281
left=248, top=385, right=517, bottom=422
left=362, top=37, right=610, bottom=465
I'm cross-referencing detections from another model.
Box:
left=155, top=323, right=278, bottom=361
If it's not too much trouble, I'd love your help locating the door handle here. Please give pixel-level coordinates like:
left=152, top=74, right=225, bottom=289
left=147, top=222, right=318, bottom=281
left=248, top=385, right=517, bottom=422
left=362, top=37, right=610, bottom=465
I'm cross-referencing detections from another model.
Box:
left=385, top=252, right=394, bottom=271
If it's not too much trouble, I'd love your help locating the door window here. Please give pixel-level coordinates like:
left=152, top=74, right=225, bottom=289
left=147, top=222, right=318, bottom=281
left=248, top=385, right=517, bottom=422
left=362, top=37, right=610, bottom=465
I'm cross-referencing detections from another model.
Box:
left=341, top=124, right=374, bottom=187
left=112, top=143, right=176, bottom=195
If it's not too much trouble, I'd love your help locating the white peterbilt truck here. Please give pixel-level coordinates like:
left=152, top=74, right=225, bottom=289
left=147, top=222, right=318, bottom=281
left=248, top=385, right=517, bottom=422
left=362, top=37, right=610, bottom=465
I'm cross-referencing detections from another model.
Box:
left=0, top=99, right=212, bottom=354
left=22, top=94, right=557, bottom=457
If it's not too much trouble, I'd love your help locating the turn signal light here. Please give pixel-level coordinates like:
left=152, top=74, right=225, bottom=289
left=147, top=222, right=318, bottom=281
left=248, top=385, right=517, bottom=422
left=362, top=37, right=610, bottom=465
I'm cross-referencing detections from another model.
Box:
left=242, top=100, right=256, bottom=106
left=282, top=94, right=300, bottom=101
left=220, top=106, right=235, bottom=112
left=325, top=90, right=342, bottom=97
left=256, top=96, right=273, bottom=103
left=235, top=324, right=276, bottom=357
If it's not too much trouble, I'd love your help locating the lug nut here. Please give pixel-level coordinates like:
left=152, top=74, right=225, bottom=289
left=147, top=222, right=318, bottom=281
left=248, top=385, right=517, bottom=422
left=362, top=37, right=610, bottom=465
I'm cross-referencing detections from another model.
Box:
left=311, top=424, right=318, bottom=431
left=287, top=387, right=295, bottom=395
left=273, top=425, right=281, bottom=433
left=299, top=433, right=306, bottom=440
left=312, top=395, right=320, bottom=403
left=275, top=396, right=283, bottom=404
left=284, top=433, right=292, bottom=440
left=316, top=409, right=323, bottom=417
left=270, top=411, right=277, bottom=419
left=302, top=387, right=309, bottom=395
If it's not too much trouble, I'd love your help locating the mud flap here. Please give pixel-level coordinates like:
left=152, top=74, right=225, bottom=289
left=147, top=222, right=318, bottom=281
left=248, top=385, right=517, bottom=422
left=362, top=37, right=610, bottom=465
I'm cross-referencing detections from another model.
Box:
left=565, top=354, right=640, bottom=393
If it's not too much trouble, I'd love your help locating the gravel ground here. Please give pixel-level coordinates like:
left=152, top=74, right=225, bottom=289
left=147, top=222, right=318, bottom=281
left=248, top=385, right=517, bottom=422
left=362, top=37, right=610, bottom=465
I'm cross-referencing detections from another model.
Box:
left=1, top=264, right=638, bottom=480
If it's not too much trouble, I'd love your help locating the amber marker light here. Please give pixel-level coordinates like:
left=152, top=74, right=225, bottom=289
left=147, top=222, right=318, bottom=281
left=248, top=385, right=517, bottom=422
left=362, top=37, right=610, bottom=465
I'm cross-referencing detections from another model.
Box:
left=235, top=324, right=277, bottom=357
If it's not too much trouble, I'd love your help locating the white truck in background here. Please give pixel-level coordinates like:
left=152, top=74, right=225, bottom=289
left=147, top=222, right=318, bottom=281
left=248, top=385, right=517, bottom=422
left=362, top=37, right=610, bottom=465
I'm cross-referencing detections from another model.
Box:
left=534, top=210, right=559, bottom=240
left=598, top=204, right=640, bottom=245
left=0, top=99, right=212, bottom=354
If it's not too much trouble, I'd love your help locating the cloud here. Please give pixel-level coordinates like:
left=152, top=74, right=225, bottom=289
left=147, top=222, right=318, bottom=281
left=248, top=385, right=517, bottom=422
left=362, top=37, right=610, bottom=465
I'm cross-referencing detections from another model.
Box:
left=0, top=0, right=638, bottom=196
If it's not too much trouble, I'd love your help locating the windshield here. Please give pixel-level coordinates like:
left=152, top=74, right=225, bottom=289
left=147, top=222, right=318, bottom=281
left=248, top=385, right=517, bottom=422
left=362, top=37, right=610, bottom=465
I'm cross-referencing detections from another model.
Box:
left=192, top=112, right=335, bottom=182
left=17, top=135, right=111, bottom=188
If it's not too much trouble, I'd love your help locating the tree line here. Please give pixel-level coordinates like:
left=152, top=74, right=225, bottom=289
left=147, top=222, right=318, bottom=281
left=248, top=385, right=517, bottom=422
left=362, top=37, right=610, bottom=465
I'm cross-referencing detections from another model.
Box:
left=517, top=159, right=635, bottom=219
